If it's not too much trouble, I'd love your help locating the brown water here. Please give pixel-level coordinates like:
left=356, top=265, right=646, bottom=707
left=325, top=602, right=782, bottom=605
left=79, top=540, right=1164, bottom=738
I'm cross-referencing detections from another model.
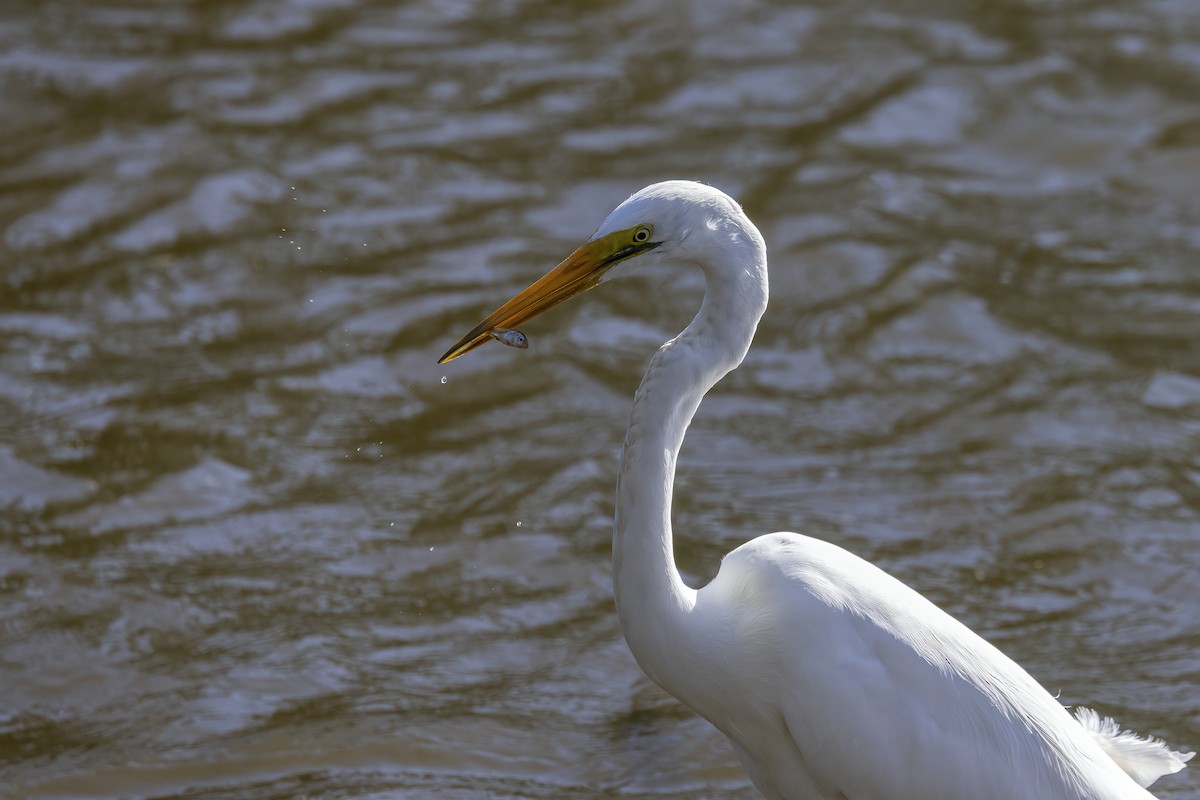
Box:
left=2, top=1, right=1199, bottom=798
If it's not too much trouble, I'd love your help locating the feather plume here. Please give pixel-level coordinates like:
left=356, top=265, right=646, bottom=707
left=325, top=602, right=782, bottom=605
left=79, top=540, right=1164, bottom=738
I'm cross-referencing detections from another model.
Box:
left=1075, top=706, right=1195, bottom=788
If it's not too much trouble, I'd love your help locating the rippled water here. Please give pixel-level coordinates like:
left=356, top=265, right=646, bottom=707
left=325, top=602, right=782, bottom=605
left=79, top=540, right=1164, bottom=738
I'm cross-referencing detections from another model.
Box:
left=2, top=1, right=1199, bottom=798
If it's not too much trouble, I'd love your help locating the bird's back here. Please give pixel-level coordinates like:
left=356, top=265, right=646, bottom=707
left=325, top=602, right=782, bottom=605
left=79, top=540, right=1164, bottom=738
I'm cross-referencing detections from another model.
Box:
left=681, top=532, right=1156, bottom=800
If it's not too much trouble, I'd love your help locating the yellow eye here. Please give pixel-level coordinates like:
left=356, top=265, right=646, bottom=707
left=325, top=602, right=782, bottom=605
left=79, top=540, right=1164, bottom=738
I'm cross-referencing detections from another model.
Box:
left=633, top=226, right=652, bottom=243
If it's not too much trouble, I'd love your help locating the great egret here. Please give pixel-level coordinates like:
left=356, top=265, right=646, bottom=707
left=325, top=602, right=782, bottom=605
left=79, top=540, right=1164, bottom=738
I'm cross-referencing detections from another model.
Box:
left=438, top=181, right=1193, bottom=799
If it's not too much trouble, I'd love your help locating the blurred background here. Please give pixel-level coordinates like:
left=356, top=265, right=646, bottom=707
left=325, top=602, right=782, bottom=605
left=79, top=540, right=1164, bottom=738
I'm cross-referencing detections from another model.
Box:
left=2, top=0, right=1199, bottom=797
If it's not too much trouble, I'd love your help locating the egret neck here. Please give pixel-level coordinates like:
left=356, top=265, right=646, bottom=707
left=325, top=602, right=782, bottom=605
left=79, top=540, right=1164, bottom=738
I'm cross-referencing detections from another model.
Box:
left=612, top=210, right=769, bottom=694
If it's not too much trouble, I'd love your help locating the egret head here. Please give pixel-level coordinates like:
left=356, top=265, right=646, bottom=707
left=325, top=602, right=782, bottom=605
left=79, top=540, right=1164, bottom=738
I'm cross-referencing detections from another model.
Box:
left=438, top=180, right=743, bottom=364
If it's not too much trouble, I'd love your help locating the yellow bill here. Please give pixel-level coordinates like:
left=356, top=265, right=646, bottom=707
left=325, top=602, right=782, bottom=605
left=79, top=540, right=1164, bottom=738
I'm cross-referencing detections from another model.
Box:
left=438, top=226, right=658, bottom=364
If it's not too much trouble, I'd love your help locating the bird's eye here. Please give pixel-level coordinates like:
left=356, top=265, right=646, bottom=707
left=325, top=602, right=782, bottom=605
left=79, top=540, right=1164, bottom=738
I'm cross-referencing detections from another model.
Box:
left=633, top=226, right=652, bottom=243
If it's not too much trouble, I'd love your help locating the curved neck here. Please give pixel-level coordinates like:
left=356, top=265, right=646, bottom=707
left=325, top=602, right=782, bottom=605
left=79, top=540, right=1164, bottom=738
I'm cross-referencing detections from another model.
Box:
left=612, top=226, right=768, bottom=692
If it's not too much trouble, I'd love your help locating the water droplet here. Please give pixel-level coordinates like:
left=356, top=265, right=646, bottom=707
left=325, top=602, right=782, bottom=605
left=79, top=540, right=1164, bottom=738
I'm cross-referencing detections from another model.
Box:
left=440, top=376, right=447, bottom=384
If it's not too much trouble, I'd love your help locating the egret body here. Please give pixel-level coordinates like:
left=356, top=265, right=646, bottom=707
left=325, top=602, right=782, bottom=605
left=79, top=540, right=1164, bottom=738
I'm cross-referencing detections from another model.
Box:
left=439, top=181, right=1192, bottom=799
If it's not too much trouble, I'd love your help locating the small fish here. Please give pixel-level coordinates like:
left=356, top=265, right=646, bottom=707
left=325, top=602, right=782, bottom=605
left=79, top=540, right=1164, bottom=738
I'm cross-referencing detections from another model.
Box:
left=488, top=327, right=529, bottom=349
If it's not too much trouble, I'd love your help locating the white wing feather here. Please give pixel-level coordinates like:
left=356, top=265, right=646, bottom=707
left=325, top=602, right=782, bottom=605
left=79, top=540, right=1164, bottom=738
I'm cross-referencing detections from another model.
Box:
left=1075, top=706, right=1195, bottom=788
left=692, top=533, right=1166, bottom=800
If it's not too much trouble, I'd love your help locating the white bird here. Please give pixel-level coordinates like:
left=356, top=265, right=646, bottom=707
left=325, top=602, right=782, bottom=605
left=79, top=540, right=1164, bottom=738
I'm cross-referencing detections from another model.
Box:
left=439, top=180, right=1193, bottom=799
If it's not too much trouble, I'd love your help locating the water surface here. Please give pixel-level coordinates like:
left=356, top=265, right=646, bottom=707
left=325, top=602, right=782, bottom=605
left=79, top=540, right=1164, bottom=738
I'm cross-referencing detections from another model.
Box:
left=2, top=1, right=1198, bottom=798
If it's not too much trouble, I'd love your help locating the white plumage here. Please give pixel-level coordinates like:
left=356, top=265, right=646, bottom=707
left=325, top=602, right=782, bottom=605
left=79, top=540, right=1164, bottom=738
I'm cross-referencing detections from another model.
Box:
left=1077, top=708, right=1193, bottom=790
left=441, top=180, right=1193, bottom=799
